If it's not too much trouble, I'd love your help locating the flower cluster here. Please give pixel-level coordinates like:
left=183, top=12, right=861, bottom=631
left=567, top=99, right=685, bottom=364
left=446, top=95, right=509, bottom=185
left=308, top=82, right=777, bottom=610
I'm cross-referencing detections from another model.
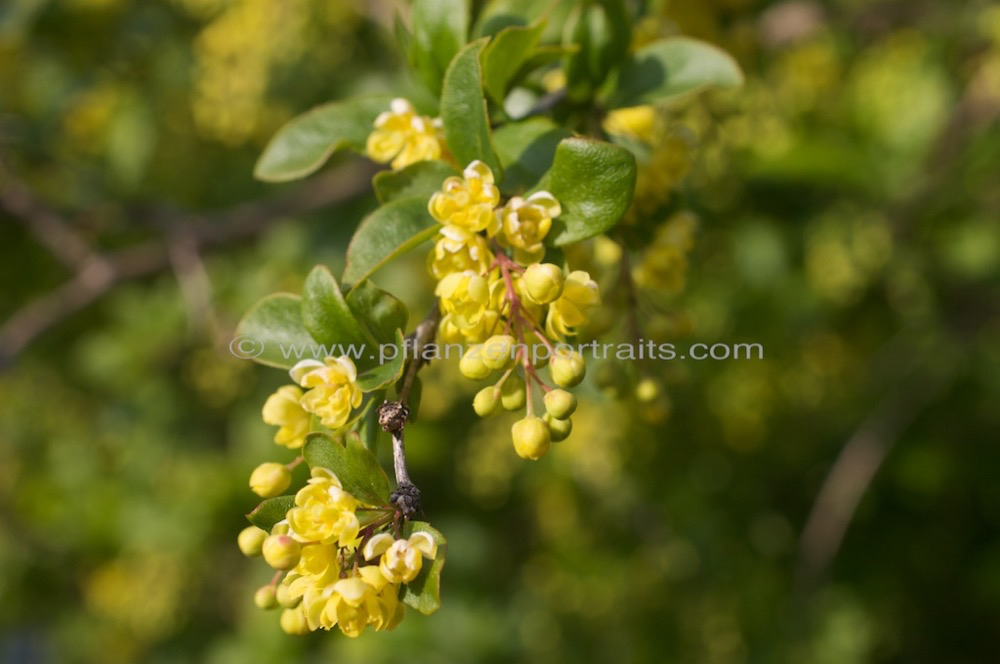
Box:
left=260, top=356, right=363, bottom=457
left=238, top=467, right=439, bottom=637
left=250, top=356, right=366, bottom=504
left=366, top=98, right=445, bottom=171
left=425, top=161, right=601, bottom=459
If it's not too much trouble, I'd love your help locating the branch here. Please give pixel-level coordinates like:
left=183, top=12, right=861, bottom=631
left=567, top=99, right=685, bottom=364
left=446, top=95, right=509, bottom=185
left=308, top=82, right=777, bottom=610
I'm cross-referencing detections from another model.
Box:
left=0, top=164, right=95, bottom=270
left=0, top=159, right=376, bottom=367
left=377, top=303, right=442, bottom=518
left=795, top=338, right=954, bottom=592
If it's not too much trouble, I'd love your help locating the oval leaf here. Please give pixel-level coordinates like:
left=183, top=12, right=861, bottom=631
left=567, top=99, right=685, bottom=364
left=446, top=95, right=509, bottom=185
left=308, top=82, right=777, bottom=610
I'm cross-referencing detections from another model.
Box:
left=564, top=0, right=631, bottom=101
left=401, top=521, right=447, bottom=615
left=302, top=266, right=372, bottom=349
left=373, top=160, right=459, bottom=204
left=611, top=37, right=744, bottom=108
left=356, top=329, right=406, bottom=392
left=254, top=96, right=391, bottom=182
left=234, top=293, right=316, bottom=369
left=346, top=280, right=409, bottom=346
left=441, top=39, right=503, bottom=175
left=492, top=117, right=571, bottom=194
left=535, top=137, right=636, bottom=245
left=482, top=21, right=546, bottom=103
left=303, top=432, right=391, bottom=506
left=411, top=0, right=470, bottom=95
left=343, top=197, right=439, bottom=284
left=246, top=495, right=295, bottom=531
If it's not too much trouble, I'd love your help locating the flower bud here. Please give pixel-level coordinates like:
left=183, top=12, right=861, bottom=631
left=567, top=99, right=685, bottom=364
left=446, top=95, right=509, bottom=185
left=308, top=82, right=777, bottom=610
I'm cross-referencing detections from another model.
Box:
left=237, top=526, right=267, bottom=557
left=249, top=462, right=291, bottom=498
left=511, top=416, right=551, bottom=460
left=473, top=386, right=502, bottom=418
left=254, top=585, right=278, bottom=610
left=523, top=263, right=565, bottom=304
left=276, top=581, right=301, bottom=608
left=280, top=606, right=311, bottom=635
left=262, top=534, right=301, bottom=570
left=543, top=389, right=577, bottom=419
left=635, top=377, right=662, bottom=403
left=500, top=373, right=526, bottom=411
left=549, top=349, right=586, bottom=387
left=544, top=413, right=572, bottom=442
left=459, top=345, right=492, bottom=380
left=482, top=334, right=516, bottom=371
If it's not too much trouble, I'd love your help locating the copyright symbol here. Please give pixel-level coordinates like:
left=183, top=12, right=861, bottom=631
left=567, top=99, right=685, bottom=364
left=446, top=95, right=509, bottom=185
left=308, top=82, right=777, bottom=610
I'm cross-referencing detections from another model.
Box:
left=229, top=336, right=264, bottom=359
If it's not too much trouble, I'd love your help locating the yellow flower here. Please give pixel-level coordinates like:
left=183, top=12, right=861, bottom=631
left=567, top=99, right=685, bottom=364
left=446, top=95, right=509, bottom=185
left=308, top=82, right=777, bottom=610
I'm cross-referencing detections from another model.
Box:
left=290, top=356, right=363, bottom=430
left=435, top=270, right=491, bottom=329
left=545, top=270, right=600, bottom=339
left=634, top=212, right=697, bottom=295
left=631, top=131, right=695, bottom=218
left=428, top=160, right=500, bottom=233
left=498, top=191, right=561, bottom=264
left=428, top=224, right=494, bottom=279
left=261, top=385, right=310, bottom=449
left=363, top=531, right=438, bottom=584
left=603, top=105, right=659, bottom=143
left=296, top=566, right=401, bottom=636
left=366, top=98, right=444, bottom=170
left=287, top=468, right=360, bottom=548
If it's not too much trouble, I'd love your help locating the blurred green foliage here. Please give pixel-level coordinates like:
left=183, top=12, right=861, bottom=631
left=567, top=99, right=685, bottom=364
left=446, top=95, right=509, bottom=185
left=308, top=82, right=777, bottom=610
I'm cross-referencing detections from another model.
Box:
left=2, top=0, right=1000, bottom=662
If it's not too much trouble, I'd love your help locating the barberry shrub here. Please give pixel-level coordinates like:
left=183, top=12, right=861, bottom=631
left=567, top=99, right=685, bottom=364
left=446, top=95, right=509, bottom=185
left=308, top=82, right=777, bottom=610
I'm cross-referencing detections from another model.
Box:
left=235, top=0, right=741, bottom=638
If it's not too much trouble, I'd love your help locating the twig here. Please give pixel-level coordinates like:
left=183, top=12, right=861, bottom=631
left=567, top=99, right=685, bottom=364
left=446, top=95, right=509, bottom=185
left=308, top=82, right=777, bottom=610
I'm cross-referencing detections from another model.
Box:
left=377, top=303, right=442, bottom=518
left=795, top=339, right=954, bottom=593
left=398, top=303, right=441, bottom=404
left=0, top=164, right=95, bottom=270
left=0, top=159, right=376, bottom=367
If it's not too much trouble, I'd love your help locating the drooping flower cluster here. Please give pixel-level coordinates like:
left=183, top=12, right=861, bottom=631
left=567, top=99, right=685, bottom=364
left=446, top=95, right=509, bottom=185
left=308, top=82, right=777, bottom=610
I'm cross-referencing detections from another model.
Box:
left=366, top=98, right=446, bottom=171
left=425, top=160, right=601, bottom=459
left=238, top=467, right=439, bottom=637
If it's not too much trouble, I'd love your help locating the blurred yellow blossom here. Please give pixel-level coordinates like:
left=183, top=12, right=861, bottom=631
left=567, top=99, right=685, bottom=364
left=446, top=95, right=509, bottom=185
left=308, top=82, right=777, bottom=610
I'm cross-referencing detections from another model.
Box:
left=366, top=98, right=445, bottom=170
left=261, top=385, right=310, bottom=448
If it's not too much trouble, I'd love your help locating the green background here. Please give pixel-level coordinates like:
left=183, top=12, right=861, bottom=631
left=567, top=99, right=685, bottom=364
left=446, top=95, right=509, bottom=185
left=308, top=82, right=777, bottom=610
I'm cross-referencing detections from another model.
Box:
left=2, top=0, right=999, bottom=661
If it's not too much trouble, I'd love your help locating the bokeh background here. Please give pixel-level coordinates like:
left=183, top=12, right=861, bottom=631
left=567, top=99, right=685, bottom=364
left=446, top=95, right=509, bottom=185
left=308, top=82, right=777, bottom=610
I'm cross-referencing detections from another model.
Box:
left=3, top=0, right=1000, bottom=662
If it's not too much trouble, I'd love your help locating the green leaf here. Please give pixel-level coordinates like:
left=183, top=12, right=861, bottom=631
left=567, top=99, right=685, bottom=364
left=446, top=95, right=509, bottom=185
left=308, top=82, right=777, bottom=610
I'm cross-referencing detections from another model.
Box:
left=441, top=39, right=503, bottom=175
left=358, top=508, right=394, bottom=528
left=359, top=393, right=384, bottom=454
left=234, top=293, right=316, bottom=369
left=564, top=0, right=631, bottom=101
left=246, top=495, right=295, bottom=531
left=346, top=280, right=409, bottom=346
left=302, top=266, right=372, bottom=350
left=401, top=521, right=447, bottom=615
left=535, top=137, right=636, bottom=245
left=303, top=433, right=392, bottom=506
left=373, top=160, right=458, bottom=204
left=611, top=37, right=744, bottom=108
left=492, top=117, right=571, bottom=194
left=343, top=197, right=439, bottom=284
left=356, top=329, right=406, bottom=392
left=411, top=0, right=470, bottom=95
left=482, top=21, right=546, bottom=103
left=254, top=96, right=391, bottom=182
